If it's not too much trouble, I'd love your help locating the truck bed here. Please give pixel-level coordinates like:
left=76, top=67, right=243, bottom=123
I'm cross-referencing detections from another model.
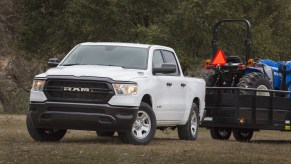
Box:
left=201, top=87, right=291, bottom=131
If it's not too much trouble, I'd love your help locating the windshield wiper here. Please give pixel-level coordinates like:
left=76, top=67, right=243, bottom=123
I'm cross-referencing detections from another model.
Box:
left=62, top=63, right=80, bottom=66
left=97, top=64, right=126, bottom=69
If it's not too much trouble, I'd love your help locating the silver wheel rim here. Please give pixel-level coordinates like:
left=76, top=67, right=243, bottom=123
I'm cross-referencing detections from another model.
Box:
left=257, top=85, right=269, bottom=96
left=218, top=130, right=228, bottom=137
left=190, top=110, right=198, bottom=136
left=132, top=111, right=151, bottom=139
left=241, top=132, right=250, bottom=137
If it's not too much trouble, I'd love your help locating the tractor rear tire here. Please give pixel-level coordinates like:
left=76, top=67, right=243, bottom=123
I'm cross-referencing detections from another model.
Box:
left=237, top=72, right=273, bottom=95
left=210, top=128, right=231, bottom=140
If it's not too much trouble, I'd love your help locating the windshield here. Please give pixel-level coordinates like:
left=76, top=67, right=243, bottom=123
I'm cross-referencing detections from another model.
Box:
left=61, top=45, right=148, bottom=70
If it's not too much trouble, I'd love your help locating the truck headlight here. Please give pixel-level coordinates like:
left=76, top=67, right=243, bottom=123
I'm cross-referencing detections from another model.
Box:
left=113, top=83, right=138, bottom=95
left=32, top=80, right=46, bottom=92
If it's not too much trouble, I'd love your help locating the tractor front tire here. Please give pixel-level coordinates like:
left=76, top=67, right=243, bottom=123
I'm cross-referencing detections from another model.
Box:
left=237, top=72, right=273, bottom=95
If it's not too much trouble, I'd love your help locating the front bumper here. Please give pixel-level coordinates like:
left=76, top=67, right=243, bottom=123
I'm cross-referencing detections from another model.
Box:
left=28, top=101, right=138, bottom=132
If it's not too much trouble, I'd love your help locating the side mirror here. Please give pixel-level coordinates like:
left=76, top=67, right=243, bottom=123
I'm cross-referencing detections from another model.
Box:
left=48, top=58, right=60, bottom=68
left=153, top=63, right=176, bottom=74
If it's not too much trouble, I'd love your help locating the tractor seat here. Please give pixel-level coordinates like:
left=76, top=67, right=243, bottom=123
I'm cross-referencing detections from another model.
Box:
left=226, top=56, right=243, bottom=64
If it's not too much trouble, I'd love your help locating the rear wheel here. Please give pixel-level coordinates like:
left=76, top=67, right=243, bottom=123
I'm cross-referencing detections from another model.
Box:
left=96, top=131, right=115, bottom=137
left=233, top=129, right=253, bottom=142
left=26, top=113, right=67, bottom=142
left=118, top=102, right=156, bottom=145
left=178, top=103, right=199, bottom=140
left=210, top=128, right=231, bottom=140
left=237, top=72, right=273, bottom=95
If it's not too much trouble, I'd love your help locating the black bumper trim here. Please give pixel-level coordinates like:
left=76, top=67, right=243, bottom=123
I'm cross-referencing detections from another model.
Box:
left=29, top=101, right=138, bottom=132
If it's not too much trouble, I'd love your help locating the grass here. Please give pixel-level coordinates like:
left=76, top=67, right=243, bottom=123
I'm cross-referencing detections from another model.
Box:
left=1, top=115, right=291, bottom=163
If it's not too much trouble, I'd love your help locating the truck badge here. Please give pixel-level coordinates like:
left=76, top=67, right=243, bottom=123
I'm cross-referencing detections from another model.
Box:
left=63, top=87, right=90, bottom=92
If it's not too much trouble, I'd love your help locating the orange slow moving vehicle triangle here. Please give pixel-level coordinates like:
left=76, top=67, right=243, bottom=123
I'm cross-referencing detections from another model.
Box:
left=212, top=49, right=227, bottom=66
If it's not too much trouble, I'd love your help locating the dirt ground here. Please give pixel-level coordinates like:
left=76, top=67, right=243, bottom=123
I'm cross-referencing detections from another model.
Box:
left=1, top=115, right=291, bottom=164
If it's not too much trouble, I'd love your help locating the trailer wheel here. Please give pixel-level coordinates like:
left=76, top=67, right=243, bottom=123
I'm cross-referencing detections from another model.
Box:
left=210, top=128, right=231, bottom=140
left=233, top=129, right=253, bottom=142
left=237, top=72, right=273, bottom=96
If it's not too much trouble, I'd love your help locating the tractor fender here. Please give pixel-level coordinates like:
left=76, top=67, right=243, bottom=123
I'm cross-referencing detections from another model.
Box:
left=245, top=67, right=263, bottom=75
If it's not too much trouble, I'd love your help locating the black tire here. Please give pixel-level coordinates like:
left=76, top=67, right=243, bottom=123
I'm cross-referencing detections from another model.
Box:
left=210, top=128, right=231, bottom=140
left=118, top=102, right=156, bottom=145
left=237, top=72, right=273, bottom=95
left=26, top=113, right=67, bottom=142
left=233, top=129, right=253, bottom=142
left=178, top=103, right=199, bottom=140
left=96, top=131, right=115, bottom=137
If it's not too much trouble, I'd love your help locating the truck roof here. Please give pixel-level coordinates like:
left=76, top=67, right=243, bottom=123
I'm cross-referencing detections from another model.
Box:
left=80, top=42, right=171, bottom=50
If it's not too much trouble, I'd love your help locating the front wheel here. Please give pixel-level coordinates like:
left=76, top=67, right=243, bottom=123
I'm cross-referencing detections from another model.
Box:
left=233, top=129, right=253, bottom=142
left=178, top=103, right=199, bottom=140
left=118, top=102, right=156, bottom=145
left=210, top=128, right=231, bottom=140
left=26, top=113, right=67, bottom=142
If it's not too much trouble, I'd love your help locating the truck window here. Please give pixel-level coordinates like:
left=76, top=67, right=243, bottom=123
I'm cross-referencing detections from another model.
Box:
left=162, top=50, right=180, bottom=76
left=152, top=50, right=164, bottom=68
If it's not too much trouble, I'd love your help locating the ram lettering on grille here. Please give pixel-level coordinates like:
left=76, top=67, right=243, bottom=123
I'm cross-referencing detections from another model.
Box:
left=63, top=87, right=90, bottom=92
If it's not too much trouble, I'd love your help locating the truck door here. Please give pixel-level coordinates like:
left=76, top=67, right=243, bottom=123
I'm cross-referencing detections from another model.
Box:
left=152, top=50, right=186, bottom=122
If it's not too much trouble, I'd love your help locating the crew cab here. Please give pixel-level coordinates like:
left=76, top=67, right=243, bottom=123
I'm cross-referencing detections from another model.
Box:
left=27, top=42, right=205, bottom=145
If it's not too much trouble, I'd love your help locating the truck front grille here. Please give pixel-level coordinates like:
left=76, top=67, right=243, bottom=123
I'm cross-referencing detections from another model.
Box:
left=44, top=79, right=115, bottom=103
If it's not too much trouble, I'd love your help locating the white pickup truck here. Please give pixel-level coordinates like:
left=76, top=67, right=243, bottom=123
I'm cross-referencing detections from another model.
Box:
left=27, top=42, right=205, bottom=145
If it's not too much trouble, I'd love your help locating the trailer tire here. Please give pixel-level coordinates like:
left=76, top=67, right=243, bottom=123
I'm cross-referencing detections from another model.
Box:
left=96, top=131, right=115, bottom=137
left=118, top=102, right=156, bottom=145
left=178, top=103, right=199, bottom=140
left=210, top=128, right=231, bottom=140
left=233, top=129, right=253, bottom=142
left=237, top=72, right=273, bottom=96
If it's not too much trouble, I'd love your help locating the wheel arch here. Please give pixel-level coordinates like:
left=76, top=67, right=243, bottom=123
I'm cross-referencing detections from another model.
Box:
left=141, top=94, right=152, bottom=107
left=193, top=97, right=200, bottom=110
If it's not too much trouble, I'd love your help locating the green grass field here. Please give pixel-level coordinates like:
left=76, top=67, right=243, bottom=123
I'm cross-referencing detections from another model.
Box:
left=1, top=114, right=291, bottom=163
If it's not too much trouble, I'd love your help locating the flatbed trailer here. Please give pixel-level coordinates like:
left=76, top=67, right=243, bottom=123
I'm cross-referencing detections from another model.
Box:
left=201, top=87, right=291, bottom=141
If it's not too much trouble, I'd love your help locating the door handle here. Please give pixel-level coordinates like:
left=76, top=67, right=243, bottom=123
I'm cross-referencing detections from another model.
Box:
left=181, top=83, right=186, bottom=87
left=166, top=82, right=172, bottom=86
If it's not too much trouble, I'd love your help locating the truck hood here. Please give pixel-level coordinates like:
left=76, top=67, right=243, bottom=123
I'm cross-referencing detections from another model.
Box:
left=36, top=65, right=147, bottom=81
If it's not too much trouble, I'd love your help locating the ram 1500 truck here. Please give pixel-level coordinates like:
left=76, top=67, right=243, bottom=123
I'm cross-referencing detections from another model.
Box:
left=27, top=42, right=206, bottom=145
